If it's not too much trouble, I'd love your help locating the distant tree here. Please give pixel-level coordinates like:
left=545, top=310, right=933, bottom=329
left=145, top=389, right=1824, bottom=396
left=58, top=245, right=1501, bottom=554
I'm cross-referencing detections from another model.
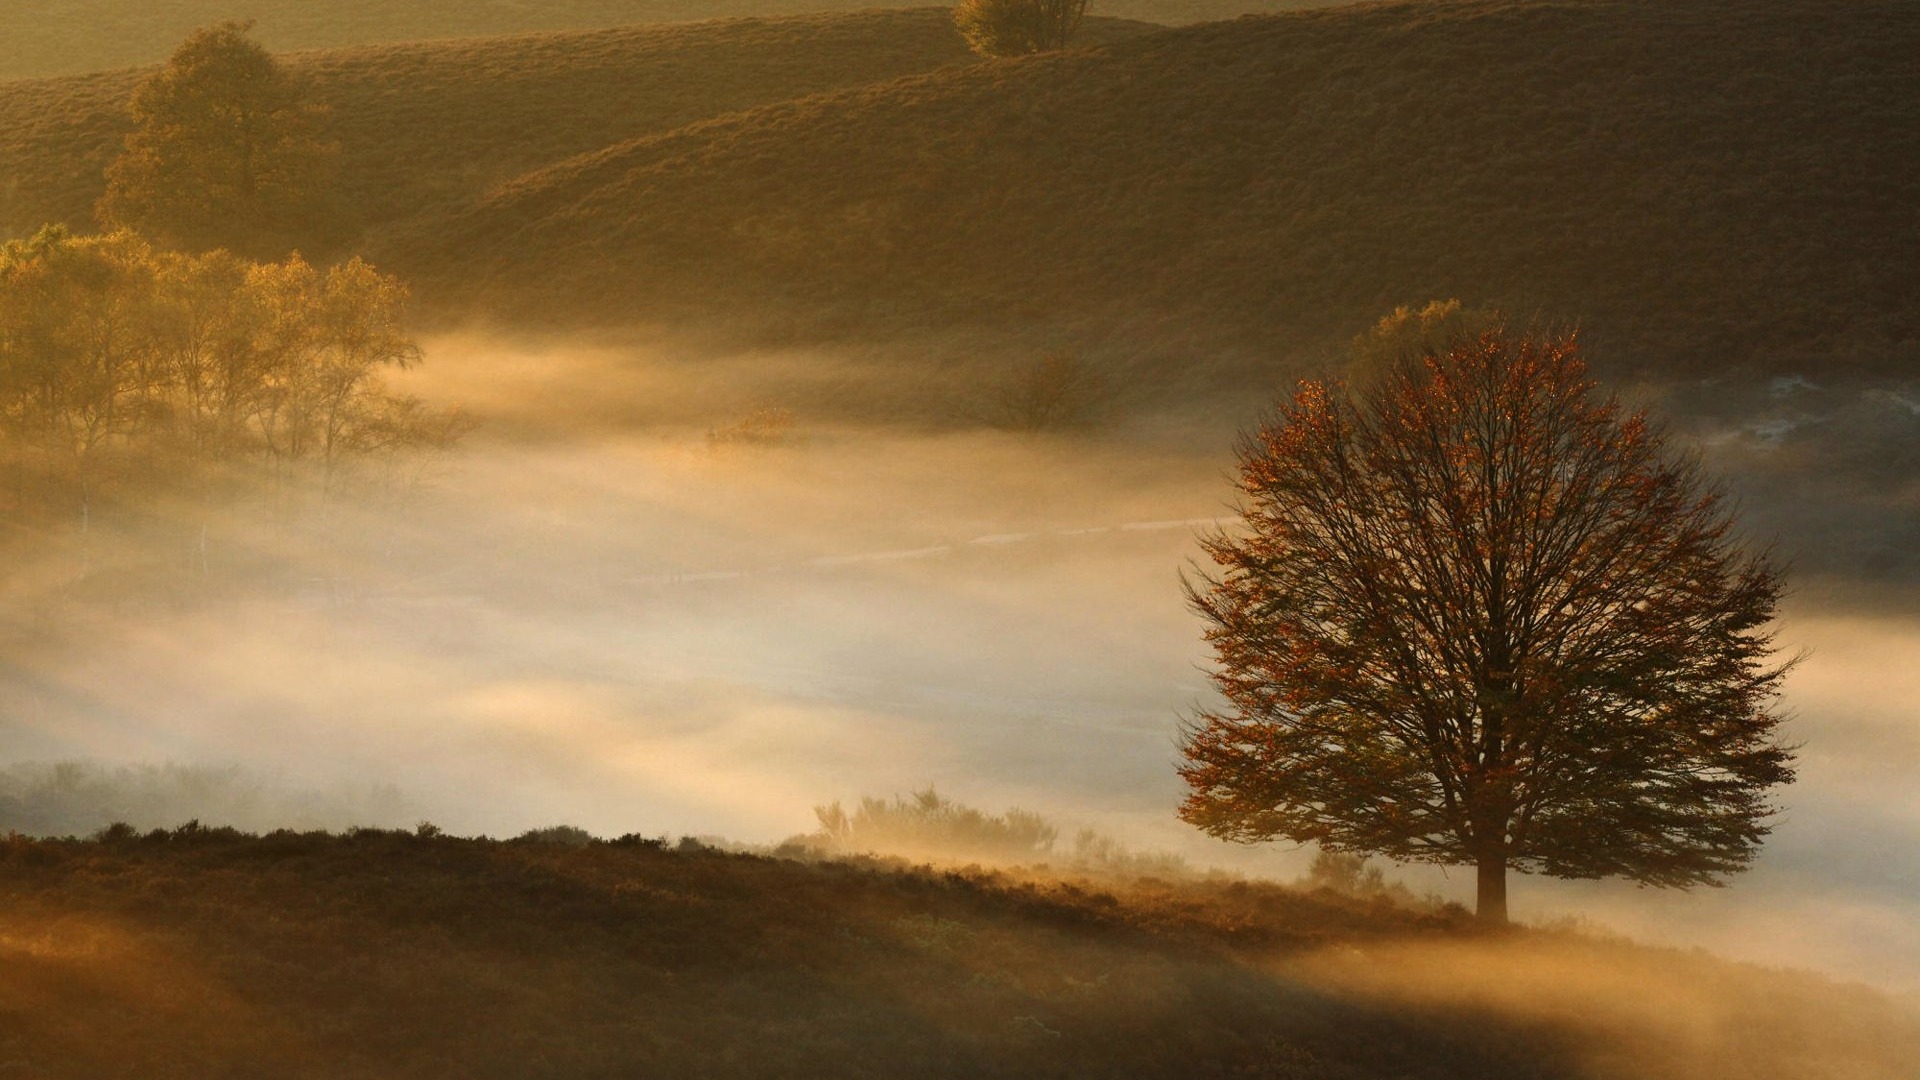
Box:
left=981, top=351, right=1107, bottom=432
left=799, top=788, right=1190, bottom=877
left=1303, top=849, right=1386, bottom=896
left=811, top=788, right=1058, bottom=863
left=954, top=0, right=1088, bottom=57
left=1342, top=299, right=1500, bottom=387
left=98, top=21, right=337, bottom=258
left=706, top=406, right=797, bottom=449
left=1179, top=318, right=1795, bottom=924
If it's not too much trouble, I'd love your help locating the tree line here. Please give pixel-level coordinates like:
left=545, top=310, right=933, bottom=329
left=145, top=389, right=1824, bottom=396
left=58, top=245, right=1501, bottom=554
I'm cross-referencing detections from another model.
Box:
left=0, top=227, right=461, bottom=536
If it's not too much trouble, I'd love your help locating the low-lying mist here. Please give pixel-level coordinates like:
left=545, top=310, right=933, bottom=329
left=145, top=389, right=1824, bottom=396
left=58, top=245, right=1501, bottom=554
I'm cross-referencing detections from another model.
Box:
left=2, top=329, right=1917, bottom=1000
left=1284, top=932, right=1920, bottom=1080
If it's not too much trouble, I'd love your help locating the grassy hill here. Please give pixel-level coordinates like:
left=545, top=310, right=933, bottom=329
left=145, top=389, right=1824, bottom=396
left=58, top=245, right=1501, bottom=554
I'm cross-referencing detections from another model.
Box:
left=6, top=1, right=1910, bottom=380
left=397, top=0, right=1916, bottom=379
left=0, top=10, right=1164, bottom=251
left=1, top=827, right=1914, bottom=1079
left=0, top=0, right=1329, bottom=80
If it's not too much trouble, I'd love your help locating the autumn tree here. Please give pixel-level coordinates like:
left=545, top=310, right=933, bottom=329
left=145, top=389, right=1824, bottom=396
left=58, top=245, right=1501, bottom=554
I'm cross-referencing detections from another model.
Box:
left=98, top=21, right=337, bottom=258
left=0, top=228, right=460, bottom=540
left=981, top=351, right=1107, bottom=432
left=954, top=0, right=1088, bottom=57
left=0, top=228, right=156, bottom=524
left=1179, top=316, right=1795, bottom=924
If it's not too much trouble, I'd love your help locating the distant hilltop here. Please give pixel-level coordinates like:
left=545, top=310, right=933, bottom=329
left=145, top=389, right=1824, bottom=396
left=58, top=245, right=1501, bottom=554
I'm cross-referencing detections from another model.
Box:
left=4, top=0, right=1914, bottom=381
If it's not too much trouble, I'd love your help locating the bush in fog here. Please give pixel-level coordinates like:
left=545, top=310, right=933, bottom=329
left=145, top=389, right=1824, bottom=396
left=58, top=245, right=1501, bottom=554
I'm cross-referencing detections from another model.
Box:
left=0, top=227, right=464, bottom=546
left=1068, top=827, right=1189, bottom=878
left=515, top=824, right=595, bottom=846
left=802, top=788, right=1190, bottom=877
left=706, top=406, right=797, bottom=448
left=955, top=0, right=1087, bottom=57
left=980, top=352, right=1107, bottom=432
left=1304, top=849, right=1384, bottom=894
left=811, top=788, right=1057, bottom=864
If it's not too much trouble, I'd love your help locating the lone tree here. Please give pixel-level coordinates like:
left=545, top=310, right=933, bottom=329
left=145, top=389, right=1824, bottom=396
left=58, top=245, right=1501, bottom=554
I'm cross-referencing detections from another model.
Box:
left=98, top=21, right=336, bottom=258
left=1179, top=314, right=1795, bottom=924
left=954, top=0, right=1088, bottom=57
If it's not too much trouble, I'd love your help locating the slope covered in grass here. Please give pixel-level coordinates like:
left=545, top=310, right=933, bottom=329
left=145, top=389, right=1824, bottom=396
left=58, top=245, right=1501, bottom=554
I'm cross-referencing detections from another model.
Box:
left=0, top=10, right=1155, bottom=250
left=413, top=0, right=1917, bottom=377
left=1, top=828, right=1915, bottom=1079
left=0, top=0, right=1325, bottom=79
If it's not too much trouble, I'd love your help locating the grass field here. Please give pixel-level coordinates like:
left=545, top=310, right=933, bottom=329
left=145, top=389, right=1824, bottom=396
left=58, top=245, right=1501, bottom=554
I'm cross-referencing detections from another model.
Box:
left=0, top=0, right=1334, bottom=79
left=0, top=10, right=1162, bottom=253
left=405, top=0, right=1918, bottom=379
left=4, top=1, right=1911, bottom=384
left=1, top=827, right=1915, bottom=1079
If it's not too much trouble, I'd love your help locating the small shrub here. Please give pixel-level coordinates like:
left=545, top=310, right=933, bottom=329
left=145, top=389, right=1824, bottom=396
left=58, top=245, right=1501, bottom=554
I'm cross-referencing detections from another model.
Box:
left=93, top=821, right=140, bottom=844
left=981, top=352, right=1107, bottom=432
left=955, top=0, right=1087, bottom=57
left=813, top=788, right=1057, bottom=864
left=1302, top=849, right=1421, bottom=907
left=1069, top=828, right=1190, bottom=878
left=1304, top=849, right=1385, bottom=895
left=516, top=824, right=594, bottom=847
left=706, top=406, right=797, bottom=448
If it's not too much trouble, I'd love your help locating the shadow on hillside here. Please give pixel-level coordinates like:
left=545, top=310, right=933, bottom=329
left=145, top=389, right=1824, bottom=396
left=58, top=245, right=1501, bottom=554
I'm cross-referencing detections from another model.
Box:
left=0, top=829, right=1610, bottom=1080
left=11, top=829, right=1917, bottom=1079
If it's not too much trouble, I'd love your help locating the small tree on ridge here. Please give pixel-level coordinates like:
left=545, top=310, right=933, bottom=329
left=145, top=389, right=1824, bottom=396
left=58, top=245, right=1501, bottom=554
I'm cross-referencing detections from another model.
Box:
left=955, top=0, right=1088, bottom=57
left=1179, top=318, right=1796, bottom=923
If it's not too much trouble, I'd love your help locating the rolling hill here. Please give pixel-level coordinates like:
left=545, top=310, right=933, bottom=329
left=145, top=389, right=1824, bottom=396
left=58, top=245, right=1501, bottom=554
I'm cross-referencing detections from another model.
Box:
left=0, top=0, right=1326, bottom=80
left=2, top=0, right=1913, bottom=382
left=0, top=10, right=1162, bottom=252
left=403, top=0, right=1918, bottom=377
left=1, top=827, right=1915, bottom=1079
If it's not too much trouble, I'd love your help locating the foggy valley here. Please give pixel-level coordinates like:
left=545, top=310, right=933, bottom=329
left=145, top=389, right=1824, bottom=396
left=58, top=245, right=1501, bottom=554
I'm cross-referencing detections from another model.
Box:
left=1, top=0, right=1917, bottom=1076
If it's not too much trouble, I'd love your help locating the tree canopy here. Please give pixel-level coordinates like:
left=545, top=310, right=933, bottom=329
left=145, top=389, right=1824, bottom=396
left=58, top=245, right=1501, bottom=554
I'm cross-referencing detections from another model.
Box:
left=1179, top=315, right=1795, bottom=923
left=954, top=0, right=1087, bottom=58
left=97, top=21, right=337, bottom=258
left=0, top=227, right=460, bottom=536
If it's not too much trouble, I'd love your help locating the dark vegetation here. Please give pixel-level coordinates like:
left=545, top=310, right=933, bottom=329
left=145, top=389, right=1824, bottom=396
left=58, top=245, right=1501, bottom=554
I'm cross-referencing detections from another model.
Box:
left=2, top=827, right=1914, bottom=1079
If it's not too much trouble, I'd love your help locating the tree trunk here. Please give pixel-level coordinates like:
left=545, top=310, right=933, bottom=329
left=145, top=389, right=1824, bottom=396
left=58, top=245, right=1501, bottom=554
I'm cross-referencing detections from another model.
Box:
left=1476, top=852, right=1508, bottom=925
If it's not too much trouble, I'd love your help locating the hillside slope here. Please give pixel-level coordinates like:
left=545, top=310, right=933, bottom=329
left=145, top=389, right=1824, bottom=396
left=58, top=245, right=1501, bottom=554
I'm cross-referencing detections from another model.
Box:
left=1, top=829, right=1915, bottom=1079
left=410, top=0, right=1918, bottom=376
left=0, top=0, right=1322, bottom=79
left=0, top=10, right=1154, bottom=249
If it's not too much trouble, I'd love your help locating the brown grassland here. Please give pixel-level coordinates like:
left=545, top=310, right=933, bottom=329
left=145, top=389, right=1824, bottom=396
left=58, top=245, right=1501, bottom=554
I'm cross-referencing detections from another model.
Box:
left=408, top=0, right=1916, bottom=380
left=0, top=10, right=1150, bottom=257
left=1, top=828, right=1916, bottom=1079
left=2, top=2, right=1918, bottom=1074
left=2, top=1, right=1912, bottom=387
left=0, top=0, right=1324, bottom=79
